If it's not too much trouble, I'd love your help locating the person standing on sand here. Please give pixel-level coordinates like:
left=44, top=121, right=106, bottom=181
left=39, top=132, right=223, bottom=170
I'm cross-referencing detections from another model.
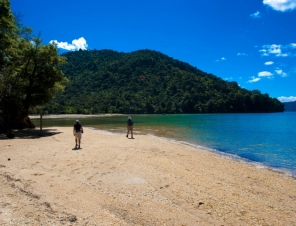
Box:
left=126, top=116, right=134, bottom=139
left=73, top=120, right=83, bottom=149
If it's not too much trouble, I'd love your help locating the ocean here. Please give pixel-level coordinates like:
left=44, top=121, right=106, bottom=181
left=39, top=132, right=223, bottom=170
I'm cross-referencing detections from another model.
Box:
left=31, top=112, right=296, bottom=176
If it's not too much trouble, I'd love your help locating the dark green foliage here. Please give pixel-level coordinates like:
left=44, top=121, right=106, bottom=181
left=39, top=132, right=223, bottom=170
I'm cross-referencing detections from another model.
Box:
left=0, top=0, right=17, bottom=69
left=0, top=0, right=68, bottom=128
left=43, top=49, right=284, bottom=114
left=284, top=101, right=296, bottom=111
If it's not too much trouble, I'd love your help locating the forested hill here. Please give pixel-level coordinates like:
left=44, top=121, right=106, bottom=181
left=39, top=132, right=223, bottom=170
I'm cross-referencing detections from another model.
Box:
left=284, top=101, right=296, bottom=111
left=42, top=49, right=284, bottom=114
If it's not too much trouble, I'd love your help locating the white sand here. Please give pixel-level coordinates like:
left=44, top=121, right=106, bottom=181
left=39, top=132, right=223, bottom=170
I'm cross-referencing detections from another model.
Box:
left=0, top=127, right=295, bottom=225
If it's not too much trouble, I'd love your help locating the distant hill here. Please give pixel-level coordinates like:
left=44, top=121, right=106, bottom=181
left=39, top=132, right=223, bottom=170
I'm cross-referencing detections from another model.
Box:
left=284, top=101, right=296, bottom=111
left=40, top=49, right=284, bottom=114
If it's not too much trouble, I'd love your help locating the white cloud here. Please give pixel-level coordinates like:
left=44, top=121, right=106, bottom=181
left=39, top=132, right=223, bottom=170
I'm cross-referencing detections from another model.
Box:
left=250, top=11, right=261, bottom=18
left=237, top=53, right=248, bottom=56
left=265, top=61, right=274, bottom=65
left=258, top=71, right=273, bottom=77
left=277, top=96, right=296, bottom=102
left=269, top=44, right=281, bottom=54
left=275, top=69, right=288, bottom=77
left=215, top=57, right=226, bottom=62
left=279, top=53, right=289, bottom=57
left=291, top=43, right=296, bottom=48
left=260, top=44, right=290, bottom=57
left=248, top=77, right=261, bottom=83
left=50, top=37, right=88, bottom=51
left=263, top=0, right=296, bottom=12
left=247, top=71, right=274, bottom=83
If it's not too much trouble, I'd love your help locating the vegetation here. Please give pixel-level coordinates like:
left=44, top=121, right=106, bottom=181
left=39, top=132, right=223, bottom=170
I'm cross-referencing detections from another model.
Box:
left=0, top=0, right=284, bottom=127
left=284, top=101, right=296, bottom=111
left=41, top=49, right=284, bottom=114
left=0, top=0, right=68, bottom=129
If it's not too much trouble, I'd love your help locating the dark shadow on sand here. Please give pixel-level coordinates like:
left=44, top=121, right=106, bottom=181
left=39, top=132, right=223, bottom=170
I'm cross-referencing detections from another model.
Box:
left=0, top=128, right=62, bottom=140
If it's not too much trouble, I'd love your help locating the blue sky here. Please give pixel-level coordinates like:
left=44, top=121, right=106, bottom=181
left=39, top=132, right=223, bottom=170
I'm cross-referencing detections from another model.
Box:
left=10, top=0, right=296, bottom=102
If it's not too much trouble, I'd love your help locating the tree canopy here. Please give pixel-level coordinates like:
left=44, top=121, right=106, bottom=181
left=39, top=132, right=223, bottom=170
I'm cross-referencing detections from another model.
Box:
left=284, top=101, right=296, bottom=111
left=0, top=0, right=68, bottom=129
left=0, top=0, right=284, bottom=125
left=42, top=49, right=284, bottom=114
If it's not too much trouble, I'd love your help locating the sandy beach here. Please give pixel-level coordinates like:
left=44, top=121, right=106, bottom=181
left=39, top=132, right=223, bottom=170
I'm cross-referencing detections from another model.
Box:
left=29, top=114, right=124, bottom=119
left=0, top=127, right=295, bottom=225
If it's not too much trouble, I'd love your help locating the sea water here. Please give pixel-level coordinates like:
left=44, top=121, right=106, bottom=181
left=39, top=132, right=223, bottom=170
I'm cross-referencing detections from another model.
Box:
left=31, top=112, right=296, bottom=176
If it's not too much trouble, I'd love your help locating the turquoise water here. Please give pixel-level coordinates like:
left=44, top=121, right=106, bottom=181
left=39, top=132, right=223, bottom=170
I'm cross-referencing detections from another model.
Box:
left=31, top=112, right=296, bottom=176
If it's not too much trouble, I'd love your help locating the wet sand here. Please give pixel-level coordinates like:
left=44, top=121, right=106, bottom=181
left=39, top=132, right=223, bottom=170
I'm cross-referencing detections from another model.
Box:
left=0, top=127, right=295, bottom=225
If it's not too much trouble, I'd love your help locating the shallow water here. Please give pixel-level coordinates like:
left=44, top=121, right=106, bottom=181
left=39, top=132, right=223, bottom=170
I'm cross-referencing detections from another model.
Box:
left=31, top=112, right=296, bottom=176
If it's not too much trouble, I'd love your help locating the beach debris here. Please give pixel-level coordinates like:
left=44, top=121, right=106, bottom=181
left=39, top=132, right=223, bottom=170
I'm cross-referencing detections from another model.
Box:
left=68, top=215, right=77, bottom=222
left=8, top=158, right=10, bottom=161
left=19, top=188, right=40, bottom=199
left=59, top=212, right=77, bottom=223
left=43, top=202, right=54, bottom=213
left=198, top=202, right=204, bottom=207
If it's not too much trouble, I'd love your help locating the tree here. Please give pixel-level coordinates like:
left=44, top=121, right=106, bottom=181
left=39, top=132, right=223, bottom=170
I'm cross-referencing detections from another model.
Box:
left=42, top=49, right=284, bottom=114
left=0, top=0, right=68, bottom=128
left=0, top=0, right=18, bottom=93
left=0, top=0, right=19, bottom=131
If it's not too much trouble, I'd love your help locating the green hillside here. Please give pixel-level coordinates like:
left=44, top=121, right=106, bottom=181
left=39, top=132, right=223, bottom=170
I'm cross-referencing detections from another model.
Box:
left=40, top=49, right=284, bottom=114
left=284, top=101, right=296, bottom=111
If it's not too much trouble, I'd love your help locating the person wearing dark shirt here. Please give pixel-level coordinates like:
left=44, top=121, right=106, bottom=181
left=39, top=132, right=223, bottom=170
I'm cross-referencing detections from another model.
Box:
left=126, top=116, right=134, bottom=139
left=73, top=120, right=83, bottom=149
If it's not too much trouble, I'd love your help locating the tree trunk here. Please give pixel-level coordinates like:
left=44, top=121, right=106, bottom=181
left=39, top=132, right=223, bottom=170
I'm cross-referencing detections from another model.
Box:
left=2, top=102, right=35, bottom=129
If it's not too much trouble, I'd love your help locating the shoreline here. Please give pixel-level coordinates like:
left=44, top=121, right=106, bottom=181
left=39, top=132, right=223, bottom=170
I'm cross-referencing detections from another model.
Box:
left=29, top=113, right=125, bottom=119
left=29, top=114, right=296, bottom=177
left=1, top=127, right=295, bottom=225
left=146, top=131, right=296, bottom=178
left=86, top=125, right=296, bottom=178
